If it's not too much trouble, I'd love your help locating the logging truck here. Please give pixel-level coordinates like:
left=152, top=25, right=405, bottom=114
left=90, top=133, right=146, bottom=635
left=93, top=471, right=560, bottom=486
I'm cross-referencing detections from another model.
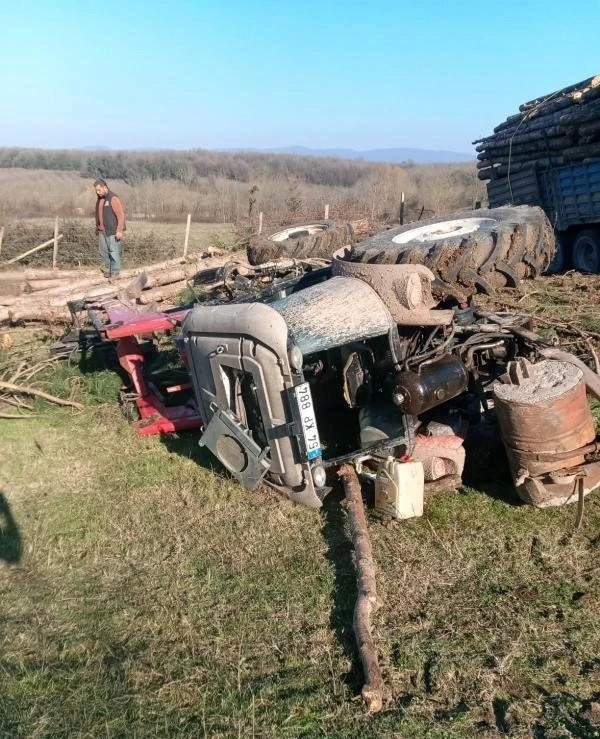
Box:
left=476, top=75, right=600, bottom=274
left=487, top=159, right=600, bottom=274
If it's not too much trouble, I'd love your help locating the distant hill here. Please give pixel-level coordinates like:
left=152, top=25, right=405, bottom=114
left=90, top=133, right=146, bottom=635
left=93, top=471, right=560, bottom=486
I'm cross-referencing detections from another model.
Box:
left=231, top=145, right=473, bottom=164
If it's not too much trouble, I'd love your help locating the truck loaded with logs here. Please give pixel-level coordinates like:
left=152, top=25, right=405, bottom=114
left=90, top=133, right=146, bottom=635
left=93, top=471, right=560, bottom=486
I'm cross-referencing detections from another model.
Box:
left=476, top=74, right=600, bottom=274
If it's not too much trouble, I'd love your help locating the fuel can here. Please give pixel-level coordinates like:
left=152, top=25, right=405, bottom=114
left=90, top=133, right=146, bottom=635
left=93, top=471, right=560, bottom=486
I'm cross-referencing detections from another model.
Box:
left=375, top=457, right=424, bottom=519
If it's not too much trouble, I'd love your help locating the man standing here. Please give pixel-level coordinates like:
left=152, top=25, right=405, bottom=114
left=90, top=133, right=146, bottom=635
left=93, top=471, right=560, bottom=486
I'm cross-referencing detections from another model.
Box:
left=94, top=178, right=126, bottom=278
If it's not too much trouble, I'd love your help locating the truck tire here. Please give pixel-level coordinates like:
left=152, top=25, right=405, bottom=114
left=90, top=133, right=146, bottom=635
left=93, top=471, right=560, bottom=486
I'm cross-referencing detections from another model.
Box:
left=545, top=233, right=568, bottom=274
left=344, top=206, right=555, bottom=299
left=572, top=229, right=600, bottom=273
left=247, top=220, right=354, bottom=265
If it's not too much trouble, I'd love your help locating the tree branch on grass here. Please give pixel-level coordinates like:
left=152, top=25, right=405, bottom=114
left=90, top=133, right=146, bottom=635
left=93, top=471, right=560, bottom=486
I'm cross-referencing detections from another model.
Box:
left=0, top=380, right=83, bottom=410
left=338, top=463, right=384, bottom=713
left=0, top=411, right=38, bottom=419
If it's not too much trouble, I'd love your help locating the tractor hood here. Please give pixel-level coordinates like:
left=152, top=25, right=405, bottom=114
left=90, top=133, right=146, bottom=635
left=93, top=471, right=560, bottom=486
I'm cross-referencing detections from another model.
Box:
left=270, top=276, right=394, bottom=355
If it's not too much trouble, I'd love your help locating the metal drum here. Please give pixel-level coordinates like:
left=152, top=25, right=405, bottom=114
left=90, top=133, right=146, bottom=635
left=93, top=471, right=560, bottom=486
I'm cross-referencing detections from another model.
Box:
left=493, top=359, right=596, bottom=507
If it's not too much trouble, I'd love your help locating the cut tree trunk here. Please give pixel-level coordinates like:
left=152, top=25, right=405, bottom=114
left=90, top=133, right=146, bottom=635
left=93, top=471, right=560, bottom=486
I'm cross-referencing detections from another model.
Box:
left=518, top=75, right=600, bottom=110
left=18, top=268, right=102, bottom=280
left=137, top=281, right=190, bottom=305
left=26, top=278, right=78, bottom=291
left=141, top=264, right=202, bottom=290
left=0, top=296, right=18, bottom=307
left=8, top=305, right=72, bottom=324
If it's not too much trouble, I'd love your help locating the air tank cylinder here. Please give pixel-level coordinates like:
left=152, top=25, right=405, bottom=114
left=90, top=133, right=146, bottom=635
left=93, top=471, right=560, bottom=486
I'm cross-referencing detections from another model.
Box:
left=392, top=356, right=469, bottom=415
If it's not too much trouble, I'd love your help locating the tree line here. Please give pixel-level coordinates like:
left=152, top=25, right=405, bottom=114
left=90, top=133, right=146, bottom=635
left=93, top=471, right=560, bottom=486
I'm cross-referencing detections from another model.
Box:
left=0, top=147, right=378, bottom=189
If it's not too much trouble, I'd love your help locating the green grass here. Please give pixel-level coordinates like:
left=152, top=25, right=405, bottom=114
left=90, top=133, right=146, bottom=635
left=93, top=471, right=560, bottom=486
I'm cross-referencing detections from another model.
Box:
left=0, top=342, right=599, bottom=738
left=580, top=315, right=600, bottom=335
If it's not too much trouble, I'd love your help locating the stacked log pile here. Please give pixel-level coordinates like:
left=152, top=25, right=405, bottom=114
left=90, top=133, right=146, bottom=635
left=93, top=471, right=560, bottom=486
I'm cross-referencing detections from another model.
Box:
left=474, top=75, right=600, bottom=205
left=0, top=250, right=244, bottom=325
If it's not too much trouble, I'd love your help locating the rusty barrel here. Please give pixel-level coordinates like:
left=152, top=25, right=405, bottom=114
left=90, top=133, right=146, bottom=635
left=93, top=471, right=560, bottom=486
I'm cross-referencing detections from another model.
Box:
left=493, top=359, right=595, bottom=506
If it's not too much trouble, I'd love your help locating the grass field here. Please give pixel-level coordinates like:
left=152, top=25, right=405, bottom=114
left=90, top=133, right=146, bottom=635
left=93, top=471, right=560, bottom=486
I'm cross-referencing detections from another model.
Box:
left=0, top=164, right=483, bottom=229
left=0, top=275, right=599, bottom=738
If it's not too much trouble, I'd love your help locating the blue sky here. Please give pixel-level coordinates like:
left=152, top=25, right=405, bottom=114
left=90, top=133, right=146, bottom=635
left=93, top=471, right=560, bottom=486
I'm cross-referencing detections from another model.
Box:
left=1, top=0, right=597, bottom=154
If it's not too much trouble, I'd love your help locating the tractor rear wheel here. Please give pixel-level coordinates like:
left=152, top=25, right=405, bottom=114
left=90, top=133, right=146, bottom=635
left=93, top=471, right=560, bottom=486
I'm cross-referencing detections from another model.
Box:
left=343, top=206, right=555, bottom=300
left=247, top=220, right=357, bottom=265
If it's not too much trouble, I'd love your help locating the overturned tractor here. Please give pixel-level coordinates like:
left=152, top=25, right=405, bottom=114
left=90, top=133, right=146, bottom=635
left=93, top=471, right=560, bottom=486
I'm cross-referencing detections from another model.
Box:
left=182, top=244, right=600, bottom=511
left=69, top=204, right=600, bottom=511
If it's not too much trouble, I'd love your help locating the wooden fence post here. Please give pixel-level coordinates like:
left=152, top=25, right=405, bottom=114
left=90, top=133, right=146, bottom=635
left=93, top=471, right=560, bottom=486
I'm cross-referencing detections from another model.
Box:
left=183, top=214, right=191, bottom=257
left=0, top=227, right=4, bottom=259
left=258, top=212, right=263, bottom=235
left=399, top=192, right=405, bottom=225
left=52, top=216, right=59, bottom=268
left=324, top=203, right=329, bottom=220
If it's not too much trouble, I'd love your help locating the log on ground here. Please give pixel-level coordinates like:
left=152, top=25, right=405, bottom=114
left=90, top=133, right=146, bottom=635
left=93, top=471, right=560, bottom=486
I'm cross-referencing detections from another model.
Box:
left=338, top=463, right=384, bottom=713
left=137, top=281, right=191, bottom=305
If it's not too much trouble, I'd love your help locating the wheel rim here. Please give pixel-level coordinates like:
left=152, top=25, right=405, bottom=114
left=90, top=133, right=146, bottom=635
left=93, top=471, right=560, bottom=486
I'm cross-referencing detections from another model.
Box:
left=270, top=224, right=328, bottom=242
left=392, top=217, right=495, bottom=245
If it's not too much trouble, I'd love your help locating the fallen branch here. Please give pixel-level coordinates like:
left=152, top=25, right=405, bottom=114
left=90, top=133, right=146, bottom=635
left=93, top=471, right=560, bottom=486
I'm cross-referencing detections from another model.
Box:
left=586, top=339, right=600, bottom=375
left=0, top=412, right=38, bottom=419
left=0, top=380, right=83, bottom=409
left=4, top=234, right=64, bottom=265
left=0, top=396, right=33, bottom=410
left=338, top=463, right=384, bottom=713
left=561, top=324, right=600, bottom=375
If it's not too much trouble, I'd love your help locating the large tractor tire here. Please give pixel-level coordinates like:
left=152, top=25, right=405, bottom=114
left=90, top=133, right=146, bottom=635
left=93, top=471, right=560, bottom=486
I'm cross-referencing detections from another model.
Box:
left=572, top=229, right=600, bottom=273
left=343, top=206, right=555, bottom=299
left=247, top=220, right=358, bottom=265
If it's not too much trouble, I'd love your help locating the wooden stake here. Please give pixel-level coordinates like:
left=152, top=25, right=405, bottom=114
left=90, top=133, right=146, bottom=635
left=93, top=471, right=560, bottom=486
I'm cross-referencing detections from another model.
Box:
left=324, top=203, right=330, bottom=219
left=338, top=463, right=384, bottom=713
left=183, top=213, right=192, bottom=257
left=258, top=211, right=263, bottom=235
left=52, top=216, right=59, bottom=269
left=399, top=192, right=405, bottom=225
left=0, top=227, right=4, bottom=258
left=4, top=235, right=64, bottom=265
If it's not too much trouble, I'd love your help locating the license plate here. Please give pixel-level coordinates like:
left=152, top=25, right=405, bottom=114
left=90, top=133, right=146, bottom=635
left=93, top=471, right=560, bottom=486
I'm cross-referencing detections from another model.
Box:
left=292, top=382, right=322, bottom=460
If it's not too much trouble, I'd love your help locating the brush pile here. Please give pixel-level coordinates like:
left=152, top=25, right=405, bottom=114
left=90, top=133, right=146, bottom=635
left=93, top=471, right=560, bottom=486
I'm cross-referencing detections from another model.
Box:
left=475, top=74, right=600, bottom=201
left=0, top=250, right=241, bottom=325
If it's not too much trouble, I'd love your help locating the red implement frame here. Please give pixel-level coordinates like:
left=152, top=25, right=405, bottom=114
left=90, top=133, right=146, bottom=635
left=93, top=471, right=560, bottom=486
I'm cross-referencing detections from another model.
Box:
left=89, top=298, right=203, bottom=436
